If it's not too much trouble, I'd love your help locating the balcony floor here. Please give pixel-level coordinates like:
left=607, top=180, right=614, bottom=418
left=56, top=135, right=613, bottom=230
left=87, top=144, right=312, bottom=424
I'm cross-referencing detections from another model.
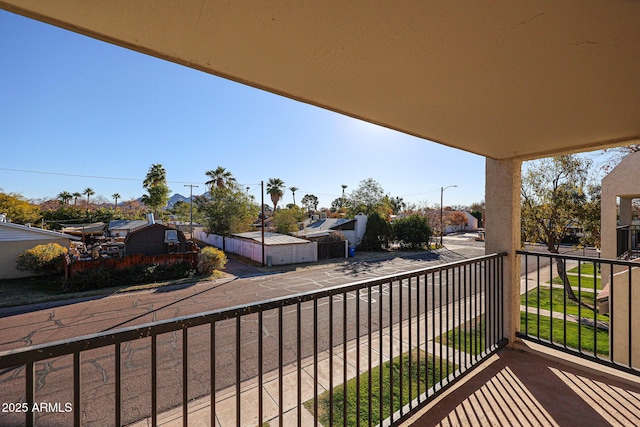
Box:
left=403, top=343, right=640, bottom=427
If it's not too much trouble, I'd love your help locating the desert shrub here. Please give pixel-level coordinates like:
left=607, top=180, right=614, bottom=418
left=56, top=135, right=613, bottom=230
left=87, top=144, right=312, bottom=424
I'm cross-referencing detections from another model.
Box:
left=16, top=243, right=68, bottom=276
left=197, top=247, right=228, bottom=274
left=393, top=214, right=432, bottom=249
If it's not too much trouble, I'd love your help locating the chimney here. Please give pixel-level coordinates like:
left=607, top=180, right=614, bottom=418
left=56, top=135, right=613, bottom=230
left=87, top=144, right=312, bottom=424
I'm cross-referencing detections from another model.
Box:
left=146, top=212, right=155, bottom=225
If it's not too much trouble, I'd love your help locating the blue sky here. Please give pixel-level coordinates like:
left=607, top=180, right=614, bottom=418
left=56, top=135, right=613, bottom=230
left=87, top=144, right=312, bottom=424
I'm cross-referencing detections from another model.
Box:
left=0, top=10, right=486, bottom=209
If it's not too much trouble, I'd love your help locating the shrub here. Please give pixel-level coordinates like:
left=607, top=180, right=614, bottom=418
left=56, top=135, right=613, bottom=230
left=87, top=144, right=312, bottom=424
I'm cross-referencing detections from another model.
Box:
left=197, top=247, right=228, bottom=274
left=65, top=262, right=196, bottom=292
left=16, top=243, right=68, bottom=276
left=393, top=214, right=432, bottom=249
left=358, top=212, right=392, bottom=251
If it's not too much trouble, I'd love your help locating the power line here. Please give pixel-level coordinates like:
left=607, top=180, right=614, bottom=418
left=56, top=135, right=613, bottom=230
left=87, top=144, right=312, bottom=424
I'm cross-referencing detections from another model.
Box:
left=0, top=167, right=200, bottom=185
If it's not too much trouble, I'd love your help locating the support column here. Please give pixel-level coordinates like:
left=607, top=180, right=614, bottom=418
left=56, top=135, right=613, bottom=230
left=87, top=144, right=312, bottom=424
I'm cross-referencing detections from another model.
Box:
left=485, top=158, right=521, bottom=346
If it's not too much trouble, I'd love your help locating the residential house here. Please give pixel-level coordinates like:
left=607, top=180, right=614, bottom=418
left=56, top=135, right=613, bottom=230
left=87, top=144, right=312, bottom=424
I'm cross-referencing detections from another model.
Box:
left=108, top=219, right=150, bottom=239
left=0, top=220, right=79, bottom=279
left=295, top=214, right=367, bottom=248
left=125, top=223, right=188, bottom=256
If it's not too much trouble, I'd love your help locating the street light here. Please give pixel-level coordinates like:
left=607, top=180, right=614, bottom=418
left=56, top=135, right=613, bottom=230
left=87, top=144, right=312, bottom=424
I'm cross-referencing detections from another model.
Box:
left=440, top=185, right=458, bottom=246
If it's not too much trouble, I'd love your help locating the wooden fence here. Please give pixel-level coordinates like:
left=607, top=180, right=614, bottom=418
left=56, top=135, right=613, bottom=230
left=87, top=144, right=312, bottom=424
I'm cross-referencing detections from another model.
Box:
left=66, top=252, right=199, bottom=278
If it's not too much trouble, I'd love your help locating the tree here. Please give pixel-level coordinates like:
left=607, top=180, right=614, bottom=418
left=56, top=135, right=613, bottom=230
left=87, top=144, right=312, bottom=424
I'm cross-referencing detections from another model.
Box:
left=83, top=188, right=95, bottom=207
left=57, top=191, right=72, bottom=205
left=347, top=178, right=386, bottom=217
left=205, top=166, right=237, bottom=191
left=358, top=212, right=392, bottom=251
left=301, top=194, right=319, bottom=213
left=112, top=193, right=121, bottom=209
left=289, top=186, right=299, bottom=206
left=446, top=211, right=469, bottom=231
left=199, top=186, right=259, bottom=236
left=0, top=192, right=41, bottom=225
left=385, top=196, right=406, bottom=215
left=266, top=178, right=285, bottom=211
left=273, top=206, right=306, bottom=234
left=521, top=155, right=593, bottom=302
left=393, top=214, right=432, bottom=249
left=143, top=163, right=167, bottom=188
left=141, top=164, right=170, bottom=216
left=72, top=192, right=82, bottom=206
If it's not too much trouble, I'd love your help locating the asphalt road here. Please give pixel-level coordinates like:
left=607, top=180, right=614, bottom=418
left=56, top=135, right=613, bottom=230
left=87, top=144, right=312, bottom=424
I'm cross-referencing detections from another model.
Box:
left=0, top=237, right=486, bottom=426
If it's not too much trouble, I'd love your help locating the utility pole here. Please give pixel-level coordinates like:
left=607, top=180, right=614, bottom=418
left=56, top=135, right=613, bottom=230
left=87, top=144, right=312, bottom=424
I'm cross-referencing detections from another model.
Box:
left=184, top=184, right=199, bottom=239
left=440, top=185, right=458, bottom=247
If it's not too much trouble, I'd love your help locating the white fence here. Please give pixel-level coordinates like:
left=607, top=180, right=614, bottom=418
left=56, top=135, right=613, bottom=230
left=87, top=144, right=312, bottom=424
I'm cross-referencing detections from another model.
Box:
left=193, top=229, right=317, bottom=265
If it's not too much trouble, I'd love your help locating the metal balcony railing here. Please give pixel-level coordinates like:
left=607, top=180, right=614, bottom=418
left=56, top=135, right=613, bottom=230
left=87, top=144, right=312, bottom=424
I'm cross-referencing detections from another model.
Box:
left=517, top=250, right=640, bottom=377
left=0, top=253, right=506, bottom=427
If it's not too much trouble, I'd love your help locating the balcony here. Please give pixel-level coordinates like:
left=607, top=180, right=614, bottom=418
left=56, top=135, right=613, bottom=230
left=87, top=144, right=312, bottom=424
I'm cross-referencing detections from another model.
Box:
left=1, top=251, right=639, bottom=426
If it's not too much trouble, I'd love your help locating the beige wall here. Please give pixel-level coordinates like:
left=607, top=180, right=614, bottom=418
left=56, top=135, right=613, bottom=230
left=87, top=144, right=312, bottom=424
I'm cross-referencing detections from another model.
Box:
left=0, top=238, right=70, bottom=279
left=610, top=263, right=640, bottom=367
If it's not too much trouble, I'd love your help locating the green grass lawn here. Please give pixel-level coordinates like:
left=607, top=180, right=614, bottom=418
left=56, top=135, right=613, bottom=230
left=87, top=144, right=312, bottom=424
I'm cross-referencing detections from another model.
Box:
left=305, top=350, right=454, bottom=426
left=520, top=311, right=609, bottom=356
left=567, top=262, right=599, bottom=276
left=436, top=317, right=486, bottom=356
left=550, top=274, right=601, bottom=290
left=521, top=287, right=608, bottom=322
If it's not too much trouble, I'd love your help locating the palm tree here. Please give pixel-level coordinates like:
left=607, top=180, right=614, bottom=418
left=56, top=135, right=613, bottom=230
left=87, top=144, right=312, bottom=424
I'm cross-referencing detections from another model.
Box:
left=143, top=164, right=167, bottom=189
left=266, top=178, right=285, bottom=211
left=289, top=186, right=299, bottom=206
left=205, top=166, right=236, bottom=191
left=57, top=191, right=72, bottom=205
left=83, top=187, right=95, bottom=207
left=72, top=192, right=82, bottom=206
left=341, top=184, right=348, bottom=201
left=112, top=193, right=121, bottom=209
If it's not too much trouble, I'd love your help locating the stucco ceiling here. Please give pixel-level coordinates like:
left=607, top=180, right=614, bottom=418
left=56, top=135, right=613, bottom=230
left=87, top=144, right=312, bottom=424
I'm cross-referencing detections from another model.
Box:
left=2, top=1, right=639, bottom=160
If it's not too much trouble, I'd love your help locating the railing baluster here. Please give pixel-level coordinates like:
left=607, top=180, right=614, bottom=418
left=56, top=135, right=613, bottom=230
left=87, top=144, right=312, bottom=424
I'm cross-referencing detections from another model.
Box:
left=26, top=361, right=34, bottom=427
left=409, top=275, right=414, bottom=405
left=329, top=294, right=334, bottom=427
left=152, top=335, right=157, bottom=427
left=259, top=311, right=264, bottom=427
left=356, top=288, right=361, bottom=427
left=343, top=291, right=348, bottom=426
left=367, top=284, right=373, bottom=427
left=389, top=279, right=394, bottom=422
left=399, top=277, right=404, bottom=415
left=115, top=343, right=121, bottom=427
left=74, top=352, right=80, bottom=426
left=210, top=321, right=216, bottom=426
left=313, top=300, right=318, bottom=427
left=183, top=327, right=188, bottom=427
left=236, top=315, right=241, bottom=427
left=632, top=266, right=633, bottom=368
left=379, top=283, right=384, bottom=424
left=416, top=275, right=421, bottom=401
left=297, top=302, right=302, bottom=427
left=278, top=306, right=283, bottom=427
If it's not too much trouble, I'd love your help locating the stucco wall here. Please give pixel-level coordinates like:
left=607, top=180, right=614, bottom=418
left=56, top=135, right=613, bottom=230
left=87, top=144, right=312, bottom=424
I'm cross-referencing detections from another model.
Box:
left=610, top=263, right=640, bottom=367
left=0, top=237, right=70, bottom=279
